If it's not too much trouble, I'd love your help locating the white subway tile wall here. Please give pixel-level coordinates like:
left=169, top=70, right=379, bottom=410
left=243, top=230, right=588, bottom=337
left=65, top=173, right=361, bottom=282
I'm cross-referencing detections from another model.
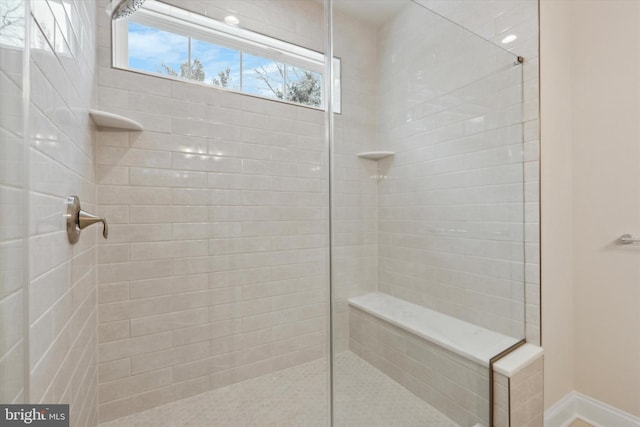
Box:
left=94, top=0, right=341, bottom=421
left=27, top=0, right=98, bottom=426
left=0, top=3, right=26, bottom=405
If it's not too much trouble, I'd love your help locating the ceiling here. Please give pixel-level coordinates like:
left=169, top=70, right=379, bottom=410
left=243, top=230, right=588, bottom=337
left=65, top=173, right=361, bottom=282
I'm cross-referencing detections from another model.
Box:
left=332, top=0, right=408, bottom=27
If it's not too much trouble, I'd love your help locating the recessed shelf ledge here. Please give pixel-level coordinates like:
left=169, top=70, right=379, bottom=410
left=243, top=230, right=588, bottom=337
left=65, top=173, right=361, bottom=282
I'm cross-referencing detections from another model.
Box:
left=89, top=109, right=144, bottom=131
left=357, top=151, right=395, bottom=160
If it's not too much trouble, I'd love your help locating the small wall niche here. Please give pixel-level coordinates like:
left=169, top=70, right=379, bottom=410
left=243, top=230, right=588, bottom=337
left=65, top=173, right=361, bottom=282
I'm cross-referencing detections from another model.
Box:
left=90, top=110, right=144, bottom=131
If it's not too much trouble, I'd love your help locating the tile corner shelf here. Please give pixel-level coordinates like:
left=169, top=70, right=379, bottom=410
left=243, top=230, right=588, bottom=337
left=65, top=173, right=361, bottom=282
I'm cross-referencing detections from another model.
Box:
left=357, top=151, right=395, bottom=160
left=89, top=109, right=143, bottom=131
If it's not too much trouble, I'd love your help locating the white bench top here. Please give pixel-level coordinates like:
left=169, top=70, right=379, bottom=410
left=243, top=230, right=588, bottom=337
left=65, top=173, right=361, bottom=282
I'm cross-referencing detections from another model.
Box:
left=348, top=292, right=520, bottom=367
left=493, top=343, right=543, bottom=377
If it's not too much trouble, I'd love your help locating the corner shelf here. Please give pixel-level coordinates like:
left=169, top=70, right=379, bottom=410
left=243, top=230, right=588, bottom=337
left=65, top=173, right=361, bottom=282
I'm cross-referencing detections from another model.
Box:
left=357, top=151, right=395, bottom=160
left=89, top=109, right=143, bottom=131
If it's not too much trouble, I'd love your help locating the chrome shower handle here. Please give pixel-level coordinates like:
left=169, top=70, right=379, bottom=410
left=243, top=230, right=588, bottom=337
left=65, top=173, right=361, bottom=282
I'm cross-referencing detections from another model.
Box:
left=78, top=209, right=109, bottom=239
left=617, top=234, right=640, bottom=244
left=66, top=196, right=108, bottom=244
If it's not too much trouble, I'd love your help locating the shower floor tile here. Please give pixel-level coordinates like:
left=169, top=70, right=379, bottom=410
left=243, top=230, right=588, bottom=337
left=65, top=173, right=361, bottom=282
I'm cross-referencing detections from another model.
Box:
left=100, top=351, right=459, bottom=427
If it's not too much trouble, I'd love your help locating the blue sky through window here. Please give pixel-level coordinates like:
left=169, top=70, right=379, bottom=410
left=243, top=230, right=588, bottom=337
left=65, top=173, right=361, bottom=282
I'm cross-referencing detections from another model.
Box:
left=128, top=22, right=187, bottom=75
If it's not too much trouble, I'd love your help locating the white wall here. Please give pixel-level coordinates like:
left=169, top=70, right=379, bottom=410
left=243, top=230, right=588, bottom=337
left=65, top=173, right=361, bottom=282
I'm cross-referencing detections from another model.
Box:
left=541, top=0, right=640, bottom=417
left=539, top=0, right=574, bottom=410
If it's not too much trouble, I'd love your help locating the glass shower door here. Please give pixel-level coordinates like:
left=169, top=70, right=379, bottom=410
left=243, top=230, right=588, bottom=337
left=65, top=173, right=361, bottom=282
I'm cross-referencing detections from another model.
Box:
left=0, top=0, right=27, bottom=406
left=330, top=1, right=525, bottom=426
left=95, top=0, right=333, bottom=424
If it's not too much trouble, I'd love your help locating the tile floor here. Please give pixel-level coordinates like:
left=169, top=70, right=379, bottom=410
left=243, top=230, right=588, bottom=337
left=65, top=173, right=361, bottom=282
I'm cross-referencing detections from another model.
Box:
left=100, top=351, right=459, bottom=427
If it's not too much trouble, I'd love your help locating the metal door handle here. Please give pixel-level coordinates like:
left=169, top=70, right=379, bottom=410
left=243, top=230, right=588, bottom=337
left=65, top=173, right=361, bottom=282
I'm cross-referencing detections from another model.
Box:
left=66, top=196, right=108, bottom=244
left=617, top=234, right=640, bottom=244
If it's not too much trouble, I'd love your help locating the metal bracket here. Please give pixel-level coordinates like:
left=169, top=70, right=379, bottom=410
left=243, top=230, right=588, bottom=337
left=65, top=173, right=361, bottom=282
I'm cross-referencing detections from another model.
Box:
left=617, top=234, right=640, bottom=244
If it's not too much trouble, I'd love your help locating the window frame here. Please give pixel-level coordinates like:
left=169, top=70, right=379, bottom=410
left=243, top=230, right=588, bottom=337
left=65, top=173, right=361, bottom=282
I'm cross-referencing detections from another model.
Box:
left=112, top=0, right=340, bottom=112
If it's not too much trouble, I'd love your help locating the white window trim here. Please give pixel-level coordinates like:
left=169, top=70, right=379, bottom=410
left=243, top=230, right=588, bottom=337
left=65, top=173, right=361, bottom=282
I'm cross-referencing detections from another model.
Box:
left=112, top=0, right=341, bottom=112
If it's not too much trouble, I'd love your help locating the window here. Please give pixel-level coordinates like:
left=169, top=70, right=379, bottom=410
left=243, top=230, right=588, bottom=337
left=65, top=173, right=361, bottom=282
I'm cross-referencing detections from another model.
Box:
left=112, top=0, right=340, bottom=111
left=0, top=0, right=25, bottom=48
left=29, top=0, right=74, bottom=54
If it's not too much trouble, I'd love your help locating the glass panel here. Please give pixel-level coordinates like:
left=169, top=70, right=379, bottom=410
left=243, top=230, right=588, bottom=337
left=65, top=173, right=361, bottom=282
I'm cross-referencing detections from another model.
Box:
left=127, top=21, right=189, bottom=77
left=190, top=38, right=241, bottom=89
left=331, top=1, right=525, bottom=426
left=0, top=0, right=26, bottom=405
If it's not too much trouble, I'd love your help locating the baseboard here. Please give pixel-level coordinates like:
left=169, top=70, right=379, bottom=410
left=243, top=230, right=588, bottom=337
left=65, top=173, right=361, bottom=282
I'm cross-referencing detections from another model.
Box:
left=544, top=392, right=576, bottom=427
left=544, top=391, right=640, bottom=427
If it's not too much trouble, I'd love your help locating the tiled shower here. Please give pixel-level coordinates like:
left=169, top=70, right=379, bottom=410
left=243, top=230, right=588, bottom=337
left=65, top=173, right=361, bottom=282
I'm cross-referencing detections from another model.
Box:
left=0, top=0, right=540, bottom=426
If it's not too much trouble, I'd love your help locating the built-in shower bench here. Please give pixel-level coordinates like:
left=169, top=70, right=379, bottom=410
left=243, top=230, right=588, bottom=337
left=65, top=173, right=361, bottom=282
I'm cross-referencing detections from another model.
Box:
left=347, top=292, right=522, bottom=427
left=347, top=292, right=520, bottom=367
